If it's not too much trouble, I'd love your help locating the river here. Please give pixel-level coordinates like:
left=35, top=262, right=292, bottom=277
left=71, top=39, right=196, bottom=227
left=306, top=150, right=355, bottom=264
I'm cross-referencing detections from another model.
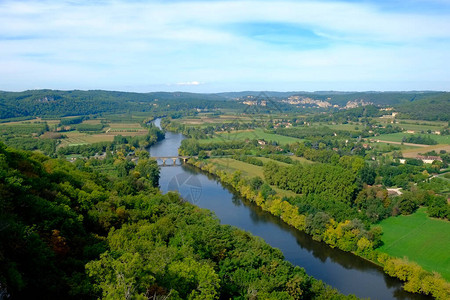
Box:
left=149, top=118, right=428, bottom=300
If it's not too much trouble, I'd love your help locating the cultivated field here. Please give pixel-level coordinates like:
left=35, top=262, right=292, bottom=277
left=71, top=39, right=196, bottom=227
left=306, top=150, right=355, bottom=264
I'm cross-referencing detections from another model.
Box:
left=374, top=132, right=449, bottom=145
left=367, top=140, right=420, bottom=151
left=319, top=123, right=362, bottom=132
left=378, top=207, right=450, bottom=281
left=180, top=115, right=253, bottom=126
left=105, top=122, right=147, bottom=133
left=378, top=119, right=447, bottom=131
left=58, top=131, right=115, bottom=147
left=401, top=145, right=450, bottom=158
left=201, top=128, right=301, bottom=144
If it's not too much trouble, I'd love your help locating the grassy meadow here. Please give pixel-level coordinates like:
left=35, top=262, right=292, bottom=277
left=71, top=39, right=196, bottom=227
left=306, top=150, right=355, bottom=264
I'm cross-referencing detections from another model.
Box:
left=378, top=207, right=450, bottom=281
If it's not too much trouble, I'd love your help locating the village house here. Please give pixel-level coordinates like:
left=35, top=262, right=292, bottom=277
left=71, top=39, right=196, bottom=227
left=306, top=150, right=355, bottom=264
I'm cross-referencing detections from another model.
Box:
left=416, top=155, right=443, bottom=164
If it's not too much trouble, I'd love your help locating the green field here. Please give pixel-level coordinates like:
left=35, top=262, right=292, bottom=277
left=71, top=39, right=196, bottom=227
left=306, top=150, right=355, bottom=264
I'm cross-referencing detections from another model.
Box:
left=375, top=132, right=450, bottom=145
left=208, top=157, right=264, bottom=177
left=378, top=208, right=450, bottom=280
left=201, top=128, right=301, bottom=144
left=319, top=123, right=362, bottom=132
left=396, top=123, right=445, bottom=132
left=396, top=120, right=447, bottom=131
left=207, top=157, right=299, bottom=198
left=367, top=141, right=420, bottom=152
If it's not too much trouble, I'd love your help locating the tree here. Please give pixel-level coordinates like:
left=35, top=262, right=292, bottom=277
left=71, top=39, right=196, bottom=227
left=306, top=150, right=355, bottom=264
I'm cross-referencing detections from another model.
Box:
left=135, top=158, right=160, bottom=187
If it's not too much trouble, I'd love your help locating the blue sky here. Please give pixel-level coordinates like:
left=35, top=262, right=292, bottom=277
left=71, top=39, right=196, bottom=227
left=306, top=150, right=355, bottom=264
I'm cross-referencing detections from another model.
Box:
left=0, top=0, right=450, bottom=92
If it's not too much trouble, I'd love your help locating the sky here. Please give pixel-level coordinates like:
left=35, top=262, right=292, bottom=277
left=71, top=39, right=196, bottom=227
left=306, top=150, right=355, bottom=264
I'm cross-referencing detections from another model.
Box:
left=1, top=0, right=450, bottom=92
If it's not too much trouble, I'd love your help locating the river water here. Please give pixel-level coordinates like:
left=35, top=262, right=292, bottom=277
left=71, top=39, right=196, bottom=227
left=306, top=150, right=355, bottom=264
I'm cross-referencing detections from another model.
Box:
left=149, top=119, right=428, bottom=300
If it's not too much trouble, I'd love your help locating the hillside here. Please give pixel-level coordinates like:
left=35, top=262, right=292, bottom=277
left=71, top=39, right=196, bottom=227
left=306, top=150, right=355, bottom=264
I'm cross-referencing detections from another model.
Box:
left=1, top=90, right=449, bottom=121
left=396, top=96, right=450, bottom=121
left=0, top=90, right=233, bottom=119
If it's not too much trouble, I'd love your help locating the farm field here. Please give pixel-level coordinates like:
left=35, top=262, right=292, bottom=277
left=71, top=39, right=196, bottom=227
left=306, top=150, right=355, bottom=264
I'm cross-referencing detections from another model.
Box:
left=207, top=157, right=299, bottom=198
left=201, top=128, right=301, bottom=144
left=396, top=119, right=447, bottom=129
left=81, top=119, right=102, bottom=125
left=366, top=140, right=420, bottom=151
left=102, top=113, right=149, bottom=123
left=378, top=119, right=447, bottom=132
left=0, top=117, right=151, bottom=148
left=401, top=144, right=450, bottom=158
left=378, top=207, right=450, bottom=281
left=59, top=122, right=147, bottom=147
left=374, top=132, right=450, bottom=144
left=396, top=123, right=445, bottom=132
left=317, top=123, right=362, bottom=132
left=59, top=131, right=115, bottom=147
left=0, top=117, right=60, bottom=126
left=180, top=114, right=253, bottom=126
left=106, top=122, right=146, bottom=133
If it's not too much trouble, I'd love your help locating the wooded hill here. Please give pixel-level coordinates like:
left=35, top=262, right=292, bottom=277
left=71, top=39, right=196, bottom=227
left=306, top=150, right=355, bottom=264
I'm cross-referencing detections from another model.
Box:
left=1, top=89, right=448, bottom=121
left=0, top=90, right=238, bottom=120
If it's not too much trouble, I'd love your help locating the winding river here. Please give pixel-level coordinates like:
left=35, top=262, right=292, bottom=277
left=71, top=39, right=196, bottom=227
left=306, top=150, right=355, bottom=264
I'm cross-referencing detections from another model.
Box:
left=149, top=119, right=429, bottom=300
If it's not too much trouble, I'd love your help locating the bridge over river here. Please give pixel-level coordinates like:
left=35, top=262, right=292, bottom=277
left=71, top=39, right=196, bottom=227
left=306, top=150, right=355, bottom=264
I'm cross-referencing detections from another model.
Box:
left=152, top=156, right=197, bottom=166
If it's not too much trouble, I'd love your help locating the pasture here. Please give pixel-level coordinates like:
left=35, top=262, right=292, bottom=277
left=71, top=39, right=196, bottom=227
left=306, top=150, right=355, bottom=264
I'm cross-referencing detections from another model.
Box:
left=378, top=207, right=450, bottom=281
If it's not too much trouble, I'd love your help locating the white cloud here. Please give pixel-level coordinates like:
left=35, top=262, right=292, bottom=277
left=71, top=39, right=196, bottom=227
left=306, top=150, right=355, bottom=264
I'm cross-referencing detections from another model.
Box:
left=176, top=81, right=202, bottom=86
left=0, top=0, right=449, bottom=91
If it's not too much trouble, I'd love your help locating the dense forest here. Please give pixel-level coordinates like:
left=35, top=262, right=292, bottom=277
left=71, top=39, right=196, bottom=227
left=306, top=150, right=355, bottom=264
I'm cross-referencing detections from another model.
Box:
left=0, top=90, right=241, bottom=119
left=396, top=96, right=450, bottom=121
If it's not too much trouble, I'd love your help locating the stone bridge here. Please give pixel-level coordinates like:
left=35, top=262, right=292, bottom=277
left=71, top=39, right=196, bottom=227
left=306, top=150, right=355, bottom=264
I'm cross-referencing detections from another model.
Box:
left=152, top=156, right=196, bottom=166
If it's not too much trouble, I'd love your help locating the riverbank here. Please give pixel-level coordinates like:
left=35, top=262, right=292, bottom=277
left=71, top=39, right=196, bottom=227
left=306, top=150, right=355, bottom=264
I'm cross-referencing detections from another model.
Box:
left=186, top=158, right=450, bottom=300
